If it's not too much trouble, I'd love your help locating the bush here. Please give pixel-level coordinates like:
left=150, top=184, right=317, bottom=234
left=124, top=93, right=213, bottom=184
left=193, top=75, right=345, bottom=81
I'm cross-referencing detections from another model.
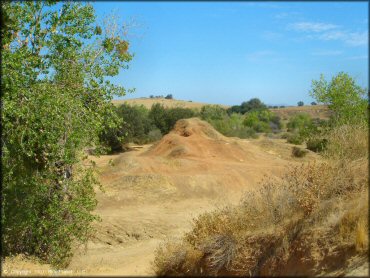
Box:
left=165, top=94, right=173, bottom=99
left=297, top=101, right=304, bottom=106
left=286, top=133, right=304, bottom=145
left=292, top=146, right=308, bottom=157
left=200, top=105, right=228, bottom=121
left=244, top=110, right=282, bottom=133
left=117, top=104, right=153, bottom=144
left=148, top=103, right=195, bottom=135
left=147, top=128, right=163, bottom=142
left=306, top=138, right=328, bottom=153
left=322, top=124, right=368, bottom=160
left=153, top=160, right=367, bottom=276
left=207, top=113, right=257, bottom=139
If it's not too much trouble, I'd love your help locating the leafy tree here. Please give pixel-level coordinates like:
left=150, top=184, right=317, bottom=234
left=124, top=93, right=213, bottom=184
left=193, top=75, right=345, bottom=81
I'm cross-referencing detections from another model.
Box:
left=149, top=103, right=168, bottom=134
left=297, top=101, right=304, bottom=106
left=165, top=94, right=173, bottom=99
left=117, top=104, right=154, bottom=144
left=2, top=1, right=132, bottom=266
left=200, top=105, right=227, bottom=121
left=311, top=102, right=317, bottom=105
left=227, top=98, right=267, bottom=115
left=165, top=107, right=195, bottom=133
left=309, top=72, right=368, bottom=125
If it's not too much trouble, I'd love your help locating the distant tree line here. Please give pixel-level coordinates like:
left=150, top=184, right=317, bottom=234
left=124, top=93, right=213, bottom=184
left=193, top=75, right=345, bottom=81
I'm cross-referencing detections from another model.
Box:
left=149, top=94, right=173, bottom=99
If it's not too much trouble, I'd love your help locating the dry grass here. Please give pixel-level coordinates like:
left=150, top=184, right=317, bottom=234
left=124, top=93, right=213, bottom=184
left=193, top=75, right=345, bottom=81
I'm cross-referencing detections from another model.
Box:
left=323, top=123, right=368, bottom=161
left=270, top=104, right=331, bottom=120
left=153, top=157, right=368, bottom=276
left=112, top=98, right=229, bottom=110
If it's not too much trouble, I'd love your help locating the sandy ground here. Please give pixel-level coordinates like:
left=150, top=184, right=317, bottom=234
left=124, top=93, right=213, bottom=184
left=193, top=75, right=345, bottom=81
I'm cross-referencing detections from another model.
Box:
left=65, top=119, right=316, bottom=275
left=4, top=118, right=365, bottom=276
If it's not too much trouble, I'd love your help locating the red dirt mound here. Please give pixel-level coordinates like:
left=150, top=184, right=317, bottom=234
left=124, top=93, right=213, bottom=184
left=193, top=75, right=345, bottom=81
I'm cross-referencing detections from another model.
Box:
left=143, top=118, right=259, bottom=162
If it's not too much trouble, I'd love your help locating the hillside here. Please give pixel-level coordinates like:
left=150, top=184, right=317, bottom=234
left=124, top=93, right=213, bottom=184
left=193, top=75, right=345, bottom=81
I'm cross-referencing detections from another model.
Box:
left=113, top=98, right=330, bottom=120
left=270, top=104, right=331, bottom=120
left=112, top=98, right=230, bottom=110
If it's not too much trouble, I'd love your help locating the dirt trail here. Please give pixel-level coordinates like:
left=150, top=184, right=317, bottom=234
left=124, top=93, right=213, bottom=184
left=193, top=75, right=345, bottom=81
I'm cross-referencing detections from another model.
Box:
left=3, top=118, right=321, bottom=276
left=66, top=118, right=319, bottom=275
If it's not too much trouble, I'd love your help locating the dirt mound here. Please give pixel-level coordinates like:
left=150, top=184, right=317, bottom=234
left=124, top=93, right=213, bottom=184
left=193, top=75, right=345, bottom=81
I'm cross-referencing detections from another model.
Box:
left=144, top=118, right=256, bottom=161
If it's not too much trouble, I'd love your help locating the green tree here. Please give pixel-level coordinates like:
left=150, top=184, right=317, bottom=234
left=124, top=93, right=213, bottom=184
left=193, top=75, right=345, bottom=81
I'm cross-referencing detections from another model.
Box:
left=2, top=1, right=132, bottom=266
left=309, top=72, right=368, bottom=124
left=227, top=98, right=267, bottom=115
left=297, top=101, right=304, bottom=106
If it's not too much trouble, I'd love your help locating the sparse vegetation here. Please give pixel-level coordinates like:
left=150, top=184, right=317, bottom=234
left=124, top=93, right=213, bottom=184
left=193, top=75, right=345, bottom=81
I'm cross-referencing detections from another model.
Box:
left=291, top=146, right=308, bottom=157
left=153, top=158, right=368, bottom=276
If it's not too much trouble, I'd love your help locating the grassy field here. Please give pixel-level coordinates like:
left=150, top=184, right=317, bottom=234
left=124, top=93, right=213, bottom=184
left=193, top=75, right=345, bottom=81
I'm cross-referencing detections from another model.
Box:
left=113, top=98, right=330, bottom=120
left=112, top=98, right=230, bottom=110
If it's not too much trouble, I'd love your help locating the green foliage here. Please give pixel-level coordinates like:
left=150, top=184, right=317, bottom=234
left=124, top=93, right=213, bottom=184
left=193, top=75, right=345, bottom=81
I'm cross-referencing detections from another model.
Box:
left=200, top=105, right=228, bottom=121
left=149, top=104, right=195, bottom=134
left=206, top=113, right=257, bottom=139
left=243, top=110, right=282, bottom=133
left=287, top=113, right=312, bottom=132
left=148, top=103, right=168, bottom=134
left=306, top=138, right=328, bottom=153
left=227, top=98, right=267, bottom=115
left=297, top=101, right=304, bottom=106
left=165, top=94, right=173, bottom=99
left=2, top=1, right=131, bottom=267
left=309, top=72, right=368, bottom=125
left=117, top=104, right=153, bottom=144
left=286, top=133, right=304, bottom=145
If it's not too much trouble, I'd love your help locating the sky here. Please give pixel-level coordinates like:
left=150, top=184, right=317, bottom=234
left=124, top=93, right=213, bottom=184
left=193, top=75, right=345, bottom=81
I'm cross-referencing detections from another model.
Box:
left=92, top=1, right=368, bottom=106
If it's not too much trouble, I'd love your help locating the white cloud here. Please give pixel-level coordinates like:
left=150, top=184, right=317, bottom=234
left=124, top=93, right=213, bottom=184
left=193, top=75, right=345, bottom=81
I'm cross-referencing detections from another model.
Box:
left=290, top=22, right=338, bottom=32
left=345, top=55, right=368, bottom=60
left=311, top=50, right=343, bottom=56
left=345, top=32, right=368, bottom=46
left=289, top=20, right=368, bottom=47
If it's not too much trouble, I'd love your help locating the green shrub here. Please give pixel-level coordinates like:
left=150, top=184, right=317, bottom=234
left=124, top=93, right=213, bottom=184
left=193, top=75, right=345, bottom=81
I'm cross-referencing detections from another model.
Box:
left=206, top=113, right=257, bottom=139
left=286, top=133, right=304, bottom=145
left=165, top=107, right=195, bottom=133
left=147, top=128, right=163, bottom=142
left=117, top=103, right=153, bottom=144
left=148, top=103, right=168, bottom=134
left=306, top=138, right=328, bottom=153
left=287, top=113, right=312, bottom=132
left=200, top=105, right=228, bottom=121
left=243, top=110, right=282, bottom=133
left=292, top=146, right=308, bottom=157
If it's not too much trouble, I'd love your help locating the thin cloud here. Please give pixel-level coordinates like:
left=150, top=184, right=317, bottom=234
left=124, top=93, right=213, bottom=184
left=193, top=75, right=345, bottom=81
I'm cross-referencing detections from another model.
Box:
left=311, top=50, right=343, bottom=56
left=290, top=22, right=338, bottom=32
left=289, top=20, right=368, bottom=47
left=345, top=55, right=368, bottom=60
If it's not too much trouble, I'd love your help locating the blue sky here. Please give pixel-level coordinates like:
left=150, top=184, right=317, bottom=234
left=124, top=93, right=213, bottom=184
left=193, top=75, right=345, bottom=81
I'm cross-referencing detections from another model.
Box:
left=93, top=1, right=368, bottom=106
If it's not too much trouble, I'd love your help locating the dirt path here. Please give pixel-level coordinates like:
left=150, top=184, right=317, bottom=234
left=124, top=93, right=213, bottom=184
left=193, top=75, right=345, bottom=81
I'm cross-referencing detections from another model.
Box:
left=66, top=119, right=312, bottom=275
